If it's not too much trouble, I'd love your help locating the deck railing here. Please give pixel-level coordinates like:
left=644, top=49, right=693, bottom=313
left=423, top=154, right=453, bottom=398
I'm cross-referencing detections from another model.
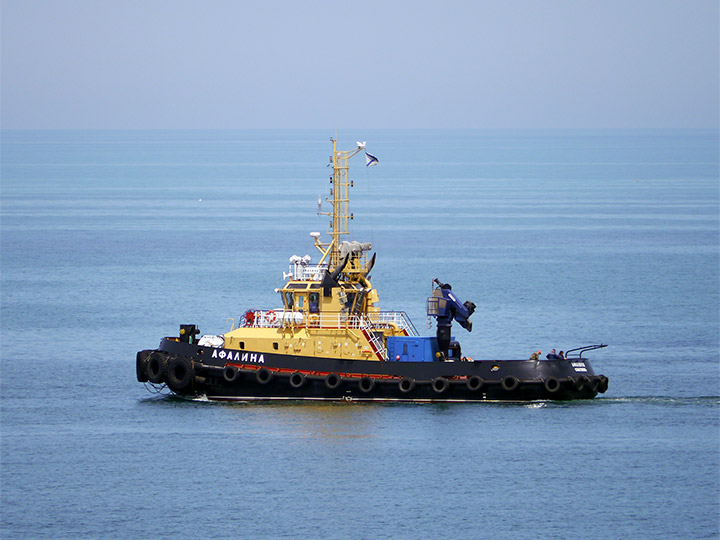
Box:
left=243, top=309, right=419, bottom=336
left=286, top=263, right=328, bottom=281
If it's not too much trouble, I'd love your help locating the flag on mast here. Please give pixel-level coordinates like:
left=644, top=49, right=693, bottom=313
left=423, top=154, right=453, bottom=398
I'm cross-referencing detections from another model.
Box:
left=365, top=152, right=379, bottom=167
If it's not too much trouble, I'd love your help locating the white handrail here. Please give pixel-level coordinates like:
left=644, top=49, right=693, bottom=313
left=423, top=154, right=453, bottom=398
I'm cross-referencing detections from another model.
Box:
left=286, top=263, right=328, bottom=281
left=358, top=315, right=388, bottom=359
left=241, top=309, right=418, bottom=336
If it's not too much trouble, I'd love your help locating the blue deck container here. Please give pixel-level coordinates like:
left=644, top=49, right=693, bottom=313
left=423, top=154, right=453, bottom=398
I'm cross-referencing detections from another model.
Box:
left=387, top=336, right=440, bottom=362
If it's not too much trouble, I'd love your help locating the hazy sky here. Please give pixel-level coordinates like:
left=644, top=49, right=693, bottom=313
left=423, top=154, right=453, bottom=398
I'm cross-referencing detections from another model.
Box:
left=1, top=0, right=718, bottom=129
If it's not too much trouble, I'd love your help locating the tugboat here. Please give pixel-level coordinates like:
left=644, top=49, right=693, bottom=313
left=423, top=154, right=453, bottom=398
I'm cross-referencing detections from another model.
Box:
left=136, top=139, right=608, bottom=402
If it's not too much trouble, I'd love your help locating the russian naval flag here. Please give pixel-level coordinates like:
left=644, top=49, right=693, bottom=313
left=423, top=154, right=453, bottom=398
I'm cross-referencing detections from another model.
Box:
left=365, top=152, right=379, bottom=167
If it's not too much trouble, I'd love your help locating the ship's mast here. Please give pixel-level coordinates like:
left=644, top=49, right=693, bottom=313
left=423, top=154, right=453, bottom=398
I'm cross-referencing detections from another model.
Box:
left=315, top=138, right=363, bottom=268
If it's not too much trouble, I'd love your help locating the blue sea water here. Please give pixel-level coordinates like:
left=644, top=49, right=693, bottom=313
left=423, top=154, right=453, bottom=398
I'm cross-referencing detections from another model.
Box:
left=1, top=129, right=718, bottom=539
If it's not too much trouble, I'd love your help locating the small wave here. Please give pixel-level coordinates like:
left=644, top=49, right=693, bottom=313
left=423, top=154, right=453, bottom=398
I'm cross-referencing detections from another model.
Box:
left=595, top=395, right=720, bottom=406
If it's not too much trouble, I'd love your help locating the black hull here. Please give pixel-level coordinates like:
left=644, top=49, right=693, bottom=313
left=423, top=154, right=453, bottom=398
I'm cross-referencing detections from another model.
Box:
left=137, top=338, right=609, bottom=402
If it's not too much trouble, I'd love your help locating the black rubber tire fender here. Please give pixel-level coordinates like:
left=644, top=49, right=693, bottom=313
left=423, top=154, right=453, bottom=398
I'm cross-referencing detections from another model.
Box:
left=289, top=372, right=306, bottom=389
left=146, top=351, right=167, bottom=384
left=543, top=377, right=561, bottom=393
left=166, top=356, right=194, bottom=391
left=574, top=375, right=590, bottom=391
left=358, top=377, right=375, bottom=393
left=598, top=375, right=609, bottom=394
left=398, top=378, right=415, bottom=393
left=324, top=373, right=342, bottom=390
left=466, top=375, right=484, bottom=392
left=223, top=365, right=240, bottom=383
left=136, top=350, right=152, bottom=382
left=501, top=375, right=520, bottom=392
left=431, top=377, right=449, bottom=393
left=256, top=368, right=273, bottom=385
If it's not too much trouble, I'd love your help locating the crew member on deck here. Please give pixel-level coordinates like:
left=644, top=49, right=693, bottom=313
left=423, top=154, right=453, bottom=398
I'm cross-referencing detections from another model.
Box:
left=309, top=292, right=319, bottom=313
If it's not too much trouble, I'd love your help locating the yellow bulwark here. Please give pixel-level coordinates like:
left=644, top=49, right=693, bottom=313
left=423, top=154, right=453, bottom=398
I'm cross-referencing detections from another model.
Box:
left=223, top=139, right=417, bottom=360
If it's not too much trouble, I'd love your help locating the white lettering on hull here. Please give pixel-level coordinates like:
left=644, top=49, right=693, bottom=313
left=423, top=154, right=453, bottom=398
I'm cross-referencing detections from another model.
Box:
left=211, top=349, right=265, bottom=364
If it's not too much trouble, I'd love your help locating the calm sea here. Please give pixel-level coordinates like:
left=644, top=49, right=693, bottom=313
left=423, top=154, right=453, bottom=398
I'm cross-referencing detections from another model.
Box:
left=1, top=129, right=718, bottom=539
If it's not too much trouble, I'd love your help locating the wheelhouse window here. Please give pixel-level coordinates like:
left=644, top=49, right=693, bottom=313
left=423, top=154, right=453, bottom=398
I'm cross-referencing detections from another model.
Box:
left=284, top=291, right=294, bottom=309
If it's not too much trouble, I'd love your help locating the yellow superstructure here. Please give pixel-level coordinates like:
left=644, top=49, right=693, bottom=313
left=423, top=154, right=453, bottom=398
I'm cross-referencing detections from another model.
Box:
left=221, top=139, right=416, bottom=360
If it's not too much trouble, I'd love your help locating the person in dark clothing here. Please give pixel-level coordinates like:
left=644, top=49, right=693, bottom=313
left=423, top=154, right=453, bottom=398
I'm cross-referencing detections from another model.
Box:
left=546, top=349, right=561, bottom=360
